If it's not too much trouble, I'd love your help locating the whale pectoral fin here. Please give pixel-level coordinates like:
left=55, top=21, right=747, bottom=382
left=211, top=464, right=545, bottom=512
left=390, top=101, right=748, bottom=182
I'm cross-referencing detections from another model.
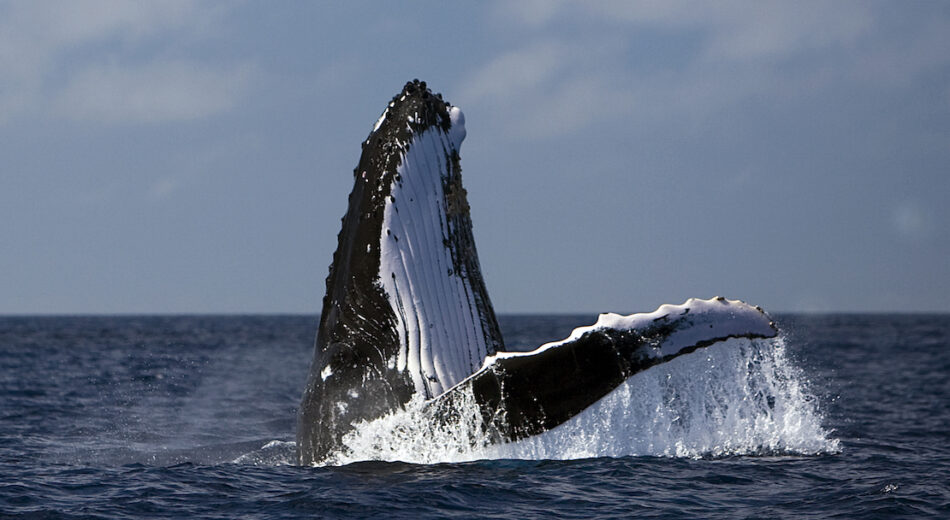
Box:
left=428, top=297, right=777, bottom=443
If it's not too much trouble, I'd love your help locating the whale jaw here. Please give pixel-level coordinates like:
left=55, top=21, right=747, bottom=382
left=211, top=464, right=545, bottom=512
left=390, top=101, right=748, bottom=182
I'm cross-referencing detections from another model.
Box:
left=297, top=80, right=502, bottom=465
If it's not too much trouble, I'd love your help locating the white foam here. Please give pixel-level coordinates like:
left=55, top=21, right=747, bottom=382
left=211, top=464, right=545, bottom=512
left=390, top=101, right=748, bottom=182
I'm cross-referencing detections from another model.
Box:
left=320, top=337, right=838, bottom=466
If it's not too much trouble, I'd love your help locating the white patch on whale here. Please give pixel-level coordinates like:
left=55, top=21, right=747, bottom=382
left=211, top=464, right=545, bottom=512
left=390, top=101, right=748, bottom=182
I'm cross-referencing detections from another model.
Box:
left=378, top=106, right=486, bottom=398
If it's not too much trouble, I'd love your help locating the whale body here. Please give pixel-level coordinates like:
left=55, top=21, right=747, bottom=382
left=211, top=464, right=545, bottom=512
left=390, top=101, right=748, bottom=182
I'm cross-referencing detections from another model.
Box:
left=297, top=80, right=777, bottom=466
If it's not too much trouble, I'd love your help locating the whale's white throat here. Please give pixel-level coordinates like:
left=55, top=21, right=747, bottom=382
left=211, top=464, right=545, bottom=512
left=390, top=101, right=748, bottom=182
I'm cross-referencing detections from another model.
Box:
left=377, top=106, right=488, bottom=398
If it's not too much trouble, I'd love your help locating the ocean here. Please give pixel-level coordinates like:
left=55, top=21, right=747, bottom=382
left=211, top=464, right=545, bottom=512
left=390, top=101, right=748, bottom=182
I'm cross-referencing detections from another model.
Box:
left=1, top=314, right=948, bottom=518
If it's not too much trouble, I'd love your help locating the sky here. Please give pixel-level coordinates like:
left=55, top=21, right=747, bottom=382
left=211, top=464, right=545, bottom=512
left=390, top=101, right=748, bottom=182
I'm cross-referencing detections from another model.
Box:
left=1, top=1, right=948, bottom=314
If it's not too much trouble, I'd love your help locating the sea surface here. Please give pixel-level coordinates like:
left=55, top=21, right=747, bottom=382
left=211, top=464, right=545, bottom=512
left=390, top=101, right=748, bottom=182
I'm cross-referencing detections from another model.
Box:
left=1, top=313, right=948, bottom=518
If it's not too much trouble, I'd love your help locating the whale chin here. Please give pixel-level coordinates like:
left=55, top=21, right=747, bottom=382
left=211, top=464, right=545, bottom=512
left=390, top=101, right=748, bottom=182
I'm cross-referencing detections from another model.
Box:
left=296, top=80, right=777, bottom=466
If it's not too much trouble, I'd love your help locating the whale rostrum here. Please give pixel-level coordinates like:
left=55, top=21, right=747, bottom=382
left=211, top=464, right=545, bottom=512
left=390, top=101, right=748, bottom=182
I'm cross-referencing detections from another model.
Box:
left=296, top=80, right=777, bottom=465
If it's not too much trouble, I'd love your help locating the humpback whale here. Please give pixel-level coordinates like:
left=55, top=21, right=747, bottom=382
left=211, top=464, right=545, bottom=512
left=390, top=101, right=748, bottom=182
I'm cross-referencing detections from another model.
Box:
left=297, top=80, right=777, bottom=466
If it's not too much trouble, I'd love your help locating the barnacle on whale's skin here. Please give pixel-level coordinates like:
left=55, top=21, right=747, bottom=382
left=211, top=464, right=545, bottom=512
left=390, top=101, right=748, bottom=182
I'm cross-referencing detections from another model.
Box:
left=296, top=80, right=777, bottom=466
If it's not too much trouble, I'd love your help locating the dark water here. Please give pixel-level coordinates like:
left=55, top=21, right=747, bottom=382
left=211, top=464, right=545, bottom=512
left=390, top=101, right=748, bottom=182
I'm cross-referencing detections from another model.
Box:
left=1, top=314, right=948, bottom=518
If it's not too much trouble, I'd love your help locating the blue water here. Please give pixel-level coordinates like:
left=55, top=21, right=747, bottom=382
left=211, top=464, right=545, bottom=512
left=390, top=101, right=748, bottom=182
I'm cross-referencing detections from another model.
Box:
left=1, top=314, right=948, bottom=518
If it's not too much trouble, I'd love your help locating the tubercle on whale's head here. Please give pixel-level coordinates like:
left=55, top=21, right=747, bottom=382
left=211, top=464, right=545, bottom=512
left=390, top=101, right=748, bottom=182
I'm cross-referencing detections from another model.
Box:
left=323, top=79, right=477, bottom=338
left=337, top=79, right=467, bottom=269
left=362, top=79, right=464, bottom=159
left=347, top=79, right=466, bottom=225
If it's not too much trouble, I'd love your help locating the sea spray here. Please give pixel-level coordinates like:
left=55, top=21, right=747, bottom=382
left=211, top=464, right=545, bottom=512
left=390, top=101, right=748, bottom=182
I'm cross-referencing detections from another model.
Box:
left=318, top=337, right=839, bottom=466
left=323, top=383, right=497, bottom=466
left=492, top=337, right=839, bottom=460
left=231, top=440, right=297, bottom=466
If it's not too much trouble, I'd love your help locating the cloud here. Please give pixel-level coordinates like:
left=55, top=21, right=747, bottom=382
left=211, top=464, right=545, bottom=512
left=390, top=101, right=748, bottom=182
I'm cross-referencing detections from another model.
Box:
left=458, top=39, right=640, bottom=139
left=470, top=1, right=950, bottom=140
left=496, top=1, right=874, bottom=60
left=145, top=131, right=262, bottom=201
left=490, top=0, right=567, bottom=27
left=148, top=177, right=182, bottom=201
left=0, top=1, right=250, bottom=125
left=460, top=40, right=569, bottom=102
left=580, top=1, right=873, bottom=60
left=55, top=61, right=254, bottom=123
left=892, top=202, right=933, bottom=242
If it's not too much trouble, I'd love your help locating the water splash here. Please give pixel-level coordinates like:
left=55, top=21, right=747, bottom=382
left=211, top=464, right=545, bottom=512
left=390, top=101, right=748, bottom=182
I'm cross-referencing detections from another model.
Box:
left=491, top=337, right=839, bottom=460
left=317, top=337, right=839, bottom=466
left=231, top=440, right=297, bottom=466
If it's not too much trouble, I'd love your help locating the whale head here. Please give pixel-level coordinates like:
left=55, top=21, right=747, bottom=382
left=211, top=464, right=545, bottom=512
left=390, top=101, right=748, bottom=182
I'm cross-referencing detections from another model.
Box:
left=297, top=80, right=503, bottom=463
